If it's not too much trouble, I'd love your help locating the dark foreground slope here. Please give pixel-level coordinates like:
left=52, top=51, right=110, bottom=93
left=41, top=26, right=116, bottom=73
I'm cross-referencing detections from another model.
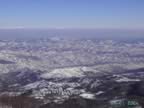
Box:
left=0, top=68, right=144, bottom=108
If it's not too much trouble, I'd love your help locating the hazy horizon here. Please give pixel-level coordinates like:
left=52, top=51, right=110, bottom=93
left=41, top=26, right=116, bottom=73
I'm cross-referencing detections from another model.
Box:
left=0, top=0, right=144, bottom=41
left=0, top=28, right=144, bottom=41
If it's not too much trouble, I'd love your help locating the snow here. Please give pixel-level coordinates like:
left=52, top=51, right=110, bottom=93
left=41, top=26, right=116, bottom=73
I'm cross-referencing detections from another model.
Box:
left=96, top=91, right=104, bottom=95
left=80, top=93, right=95, bottom=99
left=1, top=39, right=144, bottom=75
left=41, top=67, right=84, bottom=78
left=116, top=77, right=140, bottom=82
left=24, top=81, right=41, bottom=90
left=1, top=39, right=144, bottom=103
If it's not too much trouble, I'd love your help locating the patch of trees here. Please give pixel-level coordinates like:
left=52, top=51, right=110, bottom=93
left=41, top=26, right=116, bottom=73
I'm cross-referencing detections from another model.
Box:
left=0, top=95, right=40, bottom=108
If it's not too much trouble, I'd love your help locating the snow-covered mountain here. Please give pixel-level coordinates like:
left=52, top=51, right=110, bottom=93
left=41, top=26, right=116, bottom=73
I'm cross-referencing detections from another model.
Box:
left=0, top=38, right=144, bottom=108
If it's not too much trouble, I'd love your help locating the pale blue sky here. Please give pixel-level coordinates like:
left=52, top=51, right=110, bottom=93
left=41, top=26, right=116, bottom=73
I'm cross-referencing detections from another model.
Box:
left=0, top=0, right=144, bottom=29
